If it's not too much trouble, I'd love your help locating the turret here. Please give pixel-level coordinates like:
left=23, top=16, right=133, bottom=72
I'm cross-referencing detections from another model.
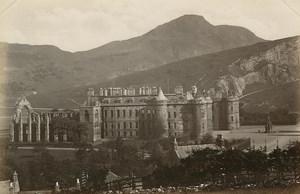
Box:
left=213, top=95, right=240, bottom=130
left=192, top=96, right=213, bottom=141
left=154, top=88, right=169, bottom=139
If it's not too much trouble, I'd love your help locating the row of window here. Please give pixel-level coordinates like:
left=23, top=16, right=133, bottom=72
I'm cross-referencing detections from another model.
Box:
left=104, top=122, right=139, bottom=129
left=103, top=109, right=179, bottom=119
left=103, top=121, right=180, bottom=130
left=103, top=109, right=155, bottom=118
left=105, top=130, right=138, bottom=137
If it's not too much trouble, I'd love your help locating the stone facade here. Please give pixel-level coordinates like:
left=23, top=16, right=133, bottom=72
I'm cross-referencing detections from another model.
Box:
left=79, top=86, right=240, bottom=142
left=10, top=86, right=240, bottom=144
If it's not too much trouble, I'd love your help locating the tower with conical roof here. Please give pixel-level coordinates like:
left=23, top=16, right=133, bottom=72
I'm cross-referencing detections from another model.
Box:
left=154, top=87, right=169, bottom=138
left=192, top=86, right=213, bottom=141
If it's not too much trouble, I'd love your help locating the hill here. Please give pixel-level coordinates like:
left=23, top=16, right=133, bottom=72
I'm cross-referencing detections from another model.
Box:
left=0, top=15, right=264, bottom=99
left=27, top=36, right=299, bottom=112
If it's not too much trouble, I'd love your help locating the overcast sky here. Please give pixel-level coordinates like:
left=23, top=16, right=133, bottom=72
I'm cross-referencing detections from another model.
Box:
left=0, top=0, right=300, bottom=52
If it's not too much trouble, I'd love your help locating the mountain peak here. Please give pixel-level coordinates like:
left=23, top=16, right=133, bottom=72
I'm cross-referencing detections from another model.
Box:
left=168, top=14, right=212, bottom=27
left=146, top=14, right=213, bottom=37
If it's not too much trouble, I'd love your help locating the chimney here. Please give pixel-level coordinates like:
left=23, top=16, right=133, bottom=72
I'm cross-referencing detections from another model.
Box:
left=99, top=88, right=104, bottom=96
left=104, top=88, right=108, bottom=96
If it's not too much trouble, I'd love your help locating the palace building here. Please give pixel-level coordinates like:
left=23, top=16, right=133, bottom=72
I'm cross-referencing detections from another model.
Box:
left=9, top=86, right=240, bottom=144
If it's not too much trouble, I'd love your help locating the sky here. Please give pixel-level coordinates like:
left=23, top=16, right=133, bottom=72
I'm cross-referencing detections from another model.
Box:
left=0, top=0, right=300, bottom=52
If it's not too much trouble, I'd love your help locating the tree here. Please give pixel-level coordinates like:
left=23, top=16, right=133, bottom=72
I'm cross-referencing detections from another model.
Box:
left=268, top=147, right=287, bottom=181
left=181, top=148, right=220, bottom=184
left=218, top=149, right=245, bottom=185
left=284, top=142, right=300, bottom=180
left=244, top=149, right=268, bottom=184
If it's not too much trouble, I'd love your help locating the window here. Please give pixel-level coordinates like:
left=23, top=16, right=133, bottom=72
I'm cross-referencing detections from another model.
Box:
left=129, top=110, right=132, bottom=117
left=212, top=106, right=214, bottom=111
left=130, top=131, right=133, bottom=136
left=104, top=110, right=107, bottom=117
left=123, top=110, right=126, bottom=117
left=231, top=116, right=234, bottom=122
left=117, top=123, right=120, bottom=129
left=135, top=110, right=138, bottom=117
left=147, top=110, right=151, bottom=118
left=124, top=131, right=127, bottom=137
left=174, top=122, right=177, bottom=129
left=168, top=122, right=171, bottom=129
left=124, top=122, right=127, bottom=129
left=85, top=110, right=89, bottom=121
left=104, top=122, right=107, bottom=129
left=174, top=112, right=177, bottom=118
left=168, top=112, right=170, bottom=118
left=231, top=106, right=233, bottom=112
left=95, top=110, right=99, bottom=122
left=117, top=110, right=120, bottom=117
left=141, top=110, right=144, bottom=117
left=130, top=122, right=132, bottom=129
left=111, top=123, right=114, bottom=129
left=212, top=116, right=214, bottom=122
left=136, top=122, right=139, bottom=128
left=110, top=110, right=114, bottom=117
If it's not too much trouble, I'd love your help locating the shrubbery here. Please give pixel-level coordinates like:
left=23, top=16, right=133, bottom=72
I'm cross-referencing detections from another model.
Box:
left=144, top=142, right=300, bottom=188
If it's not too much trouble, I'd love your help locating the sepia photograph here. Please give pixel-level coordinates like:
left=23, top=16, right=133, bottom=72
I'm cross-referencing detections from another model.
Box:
left=0, top=0, right=300, bottom=193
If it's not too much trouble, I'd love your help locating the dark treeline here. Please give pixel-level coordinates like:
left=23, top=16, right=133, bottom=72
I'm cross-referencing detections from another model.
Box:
left=144, top=142, right=300, bottom=189
left=240, top=107, right=299, bottom=125
left=1, top=139, right=300, bottom=192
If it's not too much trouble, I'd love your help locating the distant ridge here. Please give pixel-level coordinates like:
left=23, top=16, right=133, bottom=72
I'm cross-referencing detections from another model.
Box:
left=28, top=36, right=299, bottom=113
left=2, top=14, right=265, bottom=102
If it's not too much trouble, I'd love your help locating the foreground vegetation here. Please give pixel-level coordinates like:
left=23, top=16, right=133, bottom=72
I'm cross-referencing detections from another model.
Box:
left=1, top=137, right=300, bottom=193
